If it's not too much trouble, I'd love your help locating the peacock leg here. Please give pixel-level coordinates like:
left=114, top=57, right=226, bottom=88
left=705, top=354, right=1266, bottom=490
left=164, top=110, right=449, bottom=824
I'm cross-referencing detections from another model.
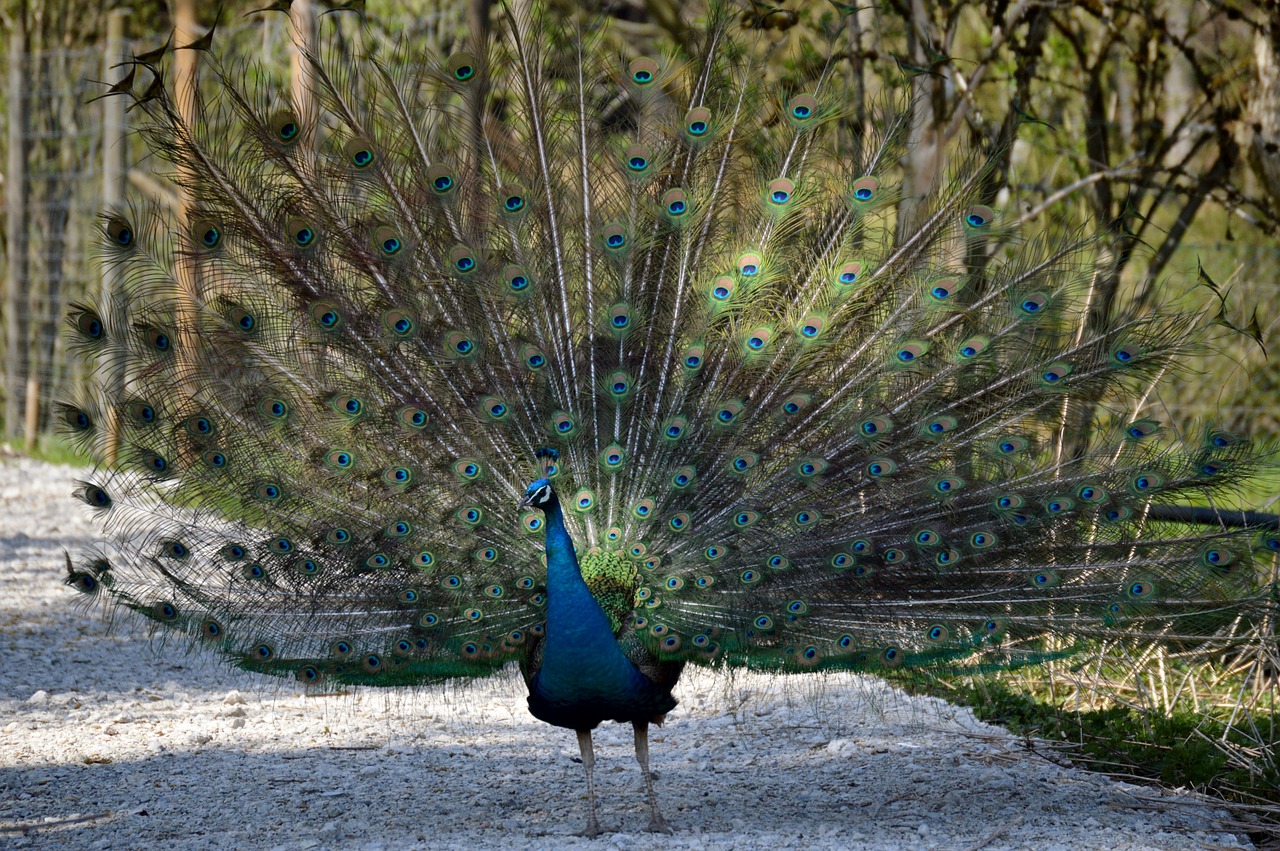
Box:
left=632, top=719, right=673, bottom=834
left=575, top=728, right=602, bottom=838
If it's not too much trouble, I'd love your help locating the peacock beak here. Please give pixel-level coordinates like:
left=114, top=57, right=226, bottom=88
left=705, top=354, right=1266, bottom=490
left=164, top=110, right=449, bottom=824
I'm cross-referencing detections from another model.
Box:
left=518, top=494, right=534, bottom=509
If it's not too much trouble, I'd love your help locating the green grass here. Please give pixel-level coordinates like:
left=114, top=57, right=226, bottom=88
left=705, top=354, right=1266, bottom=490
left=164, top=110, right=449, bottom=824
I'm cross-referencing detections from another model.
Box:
left=1, top=433, right=95, bottom=467
left=888, top=664, right=1280, bottom=820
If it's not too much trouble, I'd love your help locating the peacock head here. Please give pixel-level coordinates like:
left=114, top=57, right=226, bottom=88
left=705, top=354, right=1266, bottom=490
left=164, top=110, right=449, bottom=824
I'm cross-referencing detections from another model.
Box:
left=519, top=478, right=557, bottom=511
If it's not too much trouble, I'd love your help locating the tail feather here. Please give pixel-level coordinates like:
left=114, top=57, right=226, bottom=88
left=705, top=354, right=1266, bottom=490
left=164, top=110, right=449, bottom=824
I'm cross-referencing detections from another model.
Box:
left=63, top=5, right=1276, bottom=686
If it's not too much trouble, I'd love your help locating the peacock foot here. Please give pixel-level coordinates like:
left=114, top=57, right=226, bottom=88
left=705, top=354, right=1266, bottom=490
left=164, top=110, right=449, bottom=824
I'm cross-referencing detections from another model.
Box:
left=646, top=814, right=674, bottom=835
left=577, top=817, right=603, bottom=839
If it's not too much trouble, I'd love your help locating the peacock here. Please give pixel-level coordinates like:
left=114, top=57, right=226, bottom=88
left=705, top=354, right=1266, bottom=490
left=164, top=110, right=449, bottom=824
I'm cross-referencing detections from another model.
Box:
left=61, top=1, right=1277, bottom=837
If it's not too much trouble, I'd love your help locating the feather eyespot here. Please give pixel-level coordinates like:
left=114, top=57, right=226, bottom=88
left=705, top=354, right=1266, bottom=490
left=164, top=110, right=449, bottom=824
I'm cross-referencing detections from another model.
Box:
left=895, top=341, right=928, bottom=363
left=928, top=277, right=963, bottom=301
left=427, top=164, right=457, bottom=195
left=858, top=416, right=893, bottom=437
left=767, top=177, right=794, bottom=206
left=184, top=414, right=216, bottom=438
left=501, top=264, right=533, bottom=295
left=710, top=277, right=734, bottom=302
left=623, top=144, right=653, bottom=175
left=607, top=303, right=632, bottom=332
left=371, top=226, right=405, bottom=258
left=957, top=337, right=989, bottom=359
left=662, top=188, right=690, bottom=219
left=833, top=261, right=863, bottom=287
left=850, top=176, right=879, bottom=203
left=63, top=406, right=92, bottom=432
left=602, top=224, right=629, bottom=251
left=226, top=306, right=256, bottom=333
left=521, top=345, right=547, bottom=371
left=964, top=205, right=994, bottom=228
left=343, top=137, right=375, bottom=169
left=309, top=302, right=342, bottom=330
left=253, top=482, right=283, bottom=502
left=329, top=395, right=363, bottom=418
left=1126, top=420, right=1160, bottom=440
left=498, top=183, right=528, bottom=216
left=714, top=400, right=744, bottom=425
left=628, top=57, right=659, bottom=85
left=743, top=327, right=771, bottom=352
left=867, top=458, right=897, bottom=477
left=453, top=459, right=482, bottom=481
left=446, top=51, right=479, bottom=82
left=191, top=219, right=222, bottom=251
left=786, top=94, right=818, bottom=125
left=969, top=531, right=997, bottom=549
left=73, top=309, right=104, bottom=341
left=444, top=330, right=479, bottom=359
left=600, top=444, right=626, bottom=469
left=381, top=309, right=415, bottom=338
left=448, top=245, right=478, bottom=274
left=105, top=215, right=135, bottom=247
left=1039, top=362, right=1072, bottom=385
left=779, top=394, right=810, bottom=416
left=549, top=411, right=577, bottom=437
left=1019, top=292, right=1049, bottom=315
left=683, top=107, right=712, bottom=139
left=268, top=110, right=301, bottom=146
left=797, top=316, right=825, bottom=340
left=286, top=217, right=318, bottom=249
left=143, top=327, right=172, bottom=352
left=480, top=396, right=508, bottom=421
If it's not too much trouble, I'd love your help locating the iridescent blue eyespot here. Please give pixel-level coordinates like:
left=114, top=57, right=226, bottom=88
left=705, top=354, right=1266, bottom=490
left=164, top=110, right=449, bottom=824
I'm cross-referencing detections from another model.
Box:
left=106, top=217, right=134, bottom=246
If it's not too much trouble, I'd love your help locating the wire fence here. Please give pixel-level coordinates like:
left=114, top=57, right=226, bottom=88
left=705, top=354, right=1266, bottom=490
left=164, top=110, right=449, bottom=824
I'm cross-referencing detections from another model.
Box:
left=0, top=10, right=1277, bottom=454
left=0, top=9, right=471, bottom=452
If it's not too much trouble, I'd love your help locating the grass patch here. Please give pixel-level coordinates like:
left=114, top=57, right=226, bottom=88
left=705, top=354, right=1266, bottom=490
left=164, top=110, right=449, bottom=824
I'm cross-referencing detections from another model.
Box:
left=1, top=433, right=95, bottom=467
left=888, top=662, right=1280, bottom=831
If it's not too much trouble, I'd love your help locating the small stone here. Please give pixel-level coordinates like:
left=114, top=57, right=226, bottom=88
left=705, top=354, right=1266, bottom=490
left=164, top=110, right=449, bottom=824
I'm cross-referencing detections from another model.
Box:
left=26, top=690, right=49, bottom=705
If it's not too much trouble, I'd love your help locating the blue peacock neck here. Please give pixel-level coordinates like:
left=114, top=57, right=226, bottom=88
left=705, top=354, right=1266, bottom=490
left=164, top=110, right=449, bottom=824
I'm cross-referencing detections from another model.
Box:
left=532, top=490, right=647, bottom=707
left=540, top=496, right=621, bottom=655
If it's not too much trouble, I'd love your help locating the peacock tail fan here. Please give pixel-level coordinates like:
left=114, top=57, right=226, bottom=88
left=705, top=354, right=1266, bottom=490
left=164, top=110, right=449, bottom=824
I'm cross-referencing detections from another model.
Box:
left=63, top=3, right=1277, bottom=690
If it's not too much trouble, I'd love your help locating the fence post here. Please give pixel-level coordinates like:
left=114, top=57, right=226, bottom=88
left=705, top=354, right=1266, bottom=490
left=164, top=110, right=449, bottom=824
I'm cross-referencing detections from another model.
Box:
left=173, top=0, right=200, bottom=363
left=5, top=24, right=28, bottom=445
left=103, top=10, right=129, bottom=217
left=291, top=0, right=316, bottom=124
left=99, top=8, right=130, bottom=464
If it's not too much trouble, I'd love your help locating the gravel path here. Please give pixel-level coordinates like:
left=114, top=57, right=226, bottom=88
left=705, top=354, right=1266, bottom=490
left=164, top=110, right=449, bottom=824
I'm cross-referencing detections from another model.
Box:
left=0, top=455, right=1254, bottom=850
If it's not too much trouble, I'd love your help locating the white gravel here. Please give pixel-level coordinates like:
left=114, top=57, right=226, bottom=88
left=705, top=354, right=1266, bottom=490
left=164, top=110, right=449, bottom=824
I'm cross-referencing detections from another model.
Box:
left=0, top=454, right=1256, bottom=850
